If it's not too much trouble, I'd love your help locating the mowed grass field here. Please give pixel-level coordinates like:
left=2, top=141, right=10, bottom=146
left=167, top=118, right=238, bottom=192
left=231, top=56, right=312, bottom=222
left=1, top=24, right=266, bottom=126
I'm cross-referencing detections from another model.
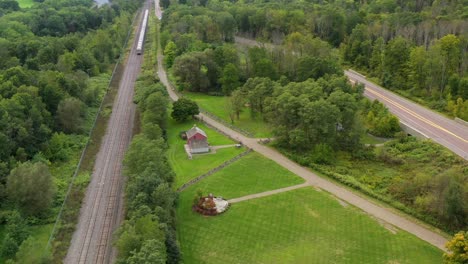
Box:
left=166, top=117, right=244, bottom=188
left=179, top=151, right=305, bottom=200
left=177, top=187, right=443, bottom=264
left=170, top=106, right=443, bottom=263
left=184, top=92, right=273, bottom=138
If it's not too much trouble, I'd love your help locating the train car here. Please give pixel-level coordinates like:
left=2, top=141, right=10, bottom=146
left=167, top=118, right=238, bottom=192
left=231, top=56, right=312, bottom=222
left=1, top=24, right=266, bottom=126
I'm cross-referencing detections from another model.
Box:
left=136, top=9, right=149, bottom=55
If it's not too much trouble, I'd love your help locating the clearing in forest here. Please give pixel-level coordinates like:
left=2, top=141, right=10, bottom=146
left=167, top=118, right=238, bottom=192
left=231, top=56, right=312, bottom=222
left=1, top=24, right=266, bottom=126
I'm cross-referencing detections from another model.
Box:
left=184, top=92, right=273, bottom=138
left=166, top=117, right=245, bottom=188
left=168, top=122, right=443, bottom=263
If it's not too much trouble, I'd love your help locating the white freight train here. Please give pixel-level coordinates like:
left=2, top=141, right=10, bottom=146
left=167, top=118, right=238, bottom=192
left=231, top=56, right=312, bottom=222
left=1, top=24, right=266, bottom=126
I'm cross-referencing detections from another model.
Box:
left=136, top=9, right=149, bottom=55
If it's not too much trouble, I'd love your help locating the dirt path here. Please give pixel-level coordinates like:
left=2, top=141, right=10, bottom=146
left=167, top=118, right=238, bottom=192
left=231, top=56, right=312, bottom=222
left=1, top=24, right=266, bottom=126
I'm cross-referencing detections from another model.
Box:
left=65, top=3, right=150, bottom=263
left=157, top=49, right=448, bottom=252
left=211, top=144, right=237, bottom=150
left=228, top=183, right=310, bottom=204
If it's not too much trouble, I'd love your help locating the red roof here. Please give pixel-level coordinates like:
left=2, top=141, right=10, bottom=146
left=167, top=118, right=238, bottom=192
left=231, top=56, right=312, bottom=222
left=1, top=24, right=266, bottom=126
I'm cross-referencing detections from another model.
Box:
left=186, top=126, right=207, bottom=139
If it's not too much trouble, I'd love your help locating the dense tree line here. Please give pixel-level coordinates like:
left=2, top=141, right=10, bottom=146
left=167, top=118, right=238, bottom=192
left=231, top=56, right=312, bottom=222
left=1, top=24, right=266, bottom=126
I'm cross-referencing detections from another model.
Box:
left=114, top=12, right=181, bottom=263
left=160, top=1, right=397, bottom=158
left=343, top=31, right=468, bottom=119
left=161, top=3, right=380, bottom=160
left=0, top=0, right=137, bottom=201
left=161, top=0, right=468, bottom=120
left=162, top=0, right=467, bottom=47
left=0, top=0, right=142, bottom=261
left=116, top=71, right=180, bottom=263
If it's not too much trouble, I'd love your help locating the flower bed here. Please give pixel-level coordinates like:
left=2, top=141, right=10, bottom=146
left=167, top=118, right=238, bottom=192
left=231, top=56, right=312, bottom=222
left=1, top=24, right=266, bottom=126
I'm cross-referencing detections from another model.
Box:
left=193, top=194, right=229, bottom=216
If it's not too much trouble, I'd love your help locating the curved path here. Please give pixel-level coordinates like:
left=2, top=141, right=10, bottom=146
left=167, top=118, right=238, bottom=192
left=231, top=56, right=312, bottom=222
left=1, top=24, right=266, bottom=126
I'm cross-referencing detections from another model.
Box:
left=156, top=19, right=448, bottom=252
left=65, top=3, right=150, bottom=263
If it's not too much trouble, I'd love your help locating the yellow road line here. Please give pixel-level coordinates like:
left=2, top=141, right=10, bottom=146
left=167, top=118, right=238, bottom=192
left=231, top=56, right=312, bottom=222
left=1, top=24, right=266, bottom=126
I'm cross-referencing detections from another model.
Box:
left=365, top=88, right=468, bottom=143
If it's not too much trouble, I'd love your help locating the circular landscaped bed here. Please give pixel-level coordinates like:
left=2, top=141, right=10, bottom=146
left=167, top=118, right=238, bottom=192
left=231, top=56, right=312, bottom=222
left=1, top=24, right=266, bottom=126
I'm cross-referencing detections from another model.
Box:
left=193, top=194, right=229, bottom=216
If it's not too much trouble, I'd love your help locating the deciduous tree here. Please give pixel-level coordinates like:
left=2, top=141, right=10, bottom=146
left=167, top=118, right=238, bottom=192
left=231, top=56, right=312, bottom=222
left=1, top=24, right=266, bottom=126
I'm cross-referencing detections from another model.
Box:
left=444, top=231, right=468, bottom=264
left=7, top=162, right=54, bottom=216
left=171, top=98, right=199, bottom=122
left=163, top=41, right=177, bottom=68
left=219, top=63, right=240, bottom=95
left=56, top=97, right=85, bottom=134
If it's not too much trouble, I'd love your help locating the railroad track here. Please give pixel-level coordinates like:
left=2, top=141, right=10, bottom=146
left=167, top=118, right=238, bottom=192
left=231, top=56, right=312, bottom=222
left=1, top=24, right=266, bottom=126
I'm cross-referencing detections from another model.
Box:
left=77, top=114, right=128, bottom=263
left=65, top=3, right=150, bottom=263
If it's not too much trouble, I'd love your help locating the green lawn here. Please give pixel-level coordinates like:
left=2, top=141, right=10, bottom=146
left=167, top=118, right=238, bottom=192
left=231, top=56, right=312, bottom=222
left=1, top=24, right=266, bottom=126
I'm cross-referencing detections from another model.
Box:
left=184, top=92, right=273, bottom=138
left=179, top=151, right=305, bottom=199
left=167, top=117, right=245, bottom=188
left=177, top=187, right=443, bottom=264
left=17, top=0, right=35, bottom=8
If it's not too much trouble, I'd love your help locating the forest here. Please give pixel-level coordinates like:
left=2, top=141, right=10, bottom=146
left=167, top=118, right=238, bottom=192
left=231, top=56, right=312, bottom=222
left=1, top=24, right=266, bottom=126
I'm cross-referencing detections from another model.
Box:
left=161, top=0, right=467, bottom=232
left=0, top=0, right=142, bottom=262
left=161, top=0, right=468, bottom=119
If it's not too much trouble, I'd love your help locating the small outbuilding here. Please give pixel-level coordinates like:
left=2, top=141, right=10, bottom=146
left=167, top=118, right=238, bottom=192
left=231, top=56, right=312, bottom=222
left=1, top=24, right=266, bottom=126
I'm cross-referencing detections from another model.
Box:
left=186, top=125, right=209, bottom=154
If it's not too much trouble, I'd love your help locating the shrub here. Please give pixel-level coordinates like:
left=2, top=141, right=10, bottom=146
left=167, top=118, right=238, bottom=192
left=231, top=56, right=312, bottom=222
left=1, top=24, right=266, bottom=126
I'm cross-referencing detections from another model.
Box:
left=171, top=98, right=199, bottom=122
left=311, top=143, right=335, bottom=165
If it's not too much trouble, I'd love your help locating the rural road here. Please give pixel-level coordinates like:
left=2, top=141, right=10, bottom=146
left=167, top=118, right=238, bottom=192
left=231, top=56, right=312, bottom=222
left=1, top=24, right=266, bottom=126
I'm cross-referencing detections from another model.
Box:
left=346, top=70, right=468, bottom=160
left=157, top=24, right=448, bottom=251
left=65, top=3, right=149, bottom=263
left=235, top=36, right=468, bottom=160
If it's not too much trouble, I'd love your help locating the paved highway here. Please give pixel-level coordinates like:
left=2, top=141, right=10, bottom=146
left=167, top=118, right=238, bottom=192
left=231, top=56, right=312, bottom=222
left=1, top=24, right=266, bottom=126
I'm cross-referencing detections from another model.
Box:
left=346, top=70, right=468, bottom=160
left=65, top=3, right=149, bottom=263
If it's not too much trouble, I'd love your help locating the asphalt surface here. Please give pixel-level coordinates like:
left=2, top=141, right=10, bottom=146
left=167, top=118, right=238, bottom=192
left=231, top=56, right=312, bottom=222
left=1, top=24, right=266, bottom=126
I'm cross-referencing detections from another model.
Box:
left=346, top=70, right=468, bottom=160
left=65, top=4, right=149, bottom=263
left=158, top=36, right=448, bottom=251
left=234, top=36, right=468, bottom=160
